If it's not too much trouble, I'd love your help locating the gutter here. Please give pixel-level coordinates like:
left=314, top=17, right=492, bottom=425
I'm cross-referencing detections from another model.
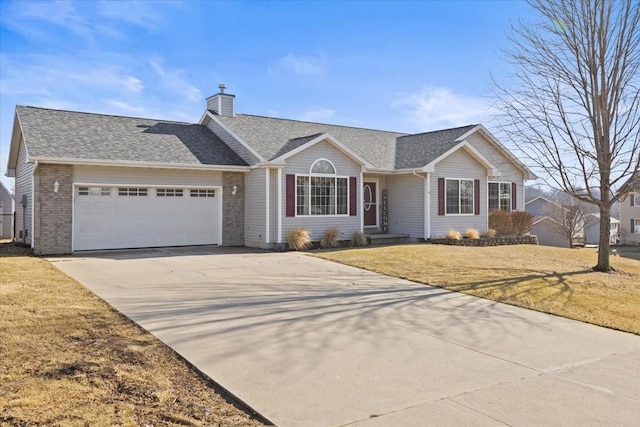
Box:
left=28, top=157, right=250, bottom=173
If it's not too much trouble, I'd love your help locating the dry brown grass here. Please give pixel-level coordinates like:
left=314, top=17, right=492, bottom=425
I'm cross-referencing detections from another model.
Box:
left=316, top=244, right=640, bottom=335
left=287, top=228, right=312, bottom=251
left=320, top=227, right=340, bottom=248
left=0, top=244, right=264, bottom=426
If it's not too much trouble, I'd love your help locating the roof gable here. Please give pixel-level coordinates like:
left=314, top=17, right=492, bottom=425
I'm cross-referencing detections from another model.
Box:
left=270, top=133, right=374, bottom=168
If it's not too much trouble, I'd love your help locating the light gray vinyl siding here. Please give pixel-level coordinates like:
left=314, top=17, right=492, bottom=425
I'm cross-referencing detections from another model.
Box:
left=282, top=140, right=361, bottom=242
left=220, top=96, right=234, bottom=117
left=533, top=219, right=570, bottom=247
left=73, top=166, right=223, bottom=187
left=206, top=117, right=260, bottom=166
left=430, top=148, right=487, bottom=238
left=464, top=133, right=525, bottom=210
left=386, top=174, right=424, bottom=239
left=524, top=198, right=552, bottom=218
left=244, top=168, right=267, bottom=247
left=15, top=138, right=34, bottom=244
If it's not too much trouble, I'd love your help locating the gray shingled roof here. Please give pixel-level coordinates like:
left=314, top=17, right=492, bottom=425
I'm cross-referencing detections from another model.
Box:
left=216, top=114, right=405, bottom=169
left=17, top=106, right=247, bottom=166
left=216, top=113, right=477, bottom=169
left=394, top=126, right=477, bottom=169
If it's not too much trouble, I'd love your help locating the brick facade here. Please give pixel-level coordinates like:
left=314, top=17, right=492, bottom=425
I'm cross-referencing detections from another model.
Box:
left=33, top=164, right=73, bottom=255
left=222, top=171, right=245, bottom=246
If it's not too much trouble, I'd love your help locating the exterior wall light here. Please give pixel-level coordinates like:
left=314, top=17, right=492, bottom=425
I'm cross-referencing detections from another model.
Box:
left=53, top=180, right=60, bottom=193
left=232, top=184, right=238, bottom=195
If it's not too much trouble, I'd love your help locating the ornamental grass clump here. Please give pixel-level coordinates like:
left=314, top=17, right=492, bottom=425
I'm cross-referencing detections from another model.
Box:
left=465, top=228, right=480, bottom=239
left=351, top=231, right=368, bottom=247
left=484, top=228, right=497, bottom=238
left=320, top=227, right=340, bottom=248
left=287, top=228, right=312, bottom=251
left=447, top=229, right=462, bottom=240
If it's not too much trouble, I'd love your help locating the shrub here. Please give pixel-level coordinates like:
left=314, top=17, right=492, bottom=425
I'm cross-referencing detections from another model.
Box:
left=351, top=230, right=368, bottom=247
left=320, top=227, right=340, bottom=248
left=484, top=228, right=497, bottom=238
left=447, top=229, right=462, bottom=240
left=287, top=228, right=312, bottom=251
left=489, top=209, right=513, bottom=235
left=465, top=228, right=480, bottom=239
left=511, top=211, right=533, bottom=236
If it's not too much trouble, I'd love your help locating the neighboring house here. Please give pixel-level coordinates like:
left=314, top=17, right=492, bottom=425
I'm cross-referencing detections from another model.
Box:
left=525, top=197, right=584, bottom=247
left=584, top=213, right=620, bottom=245
left=6, top=86, right=535, bottom=255
left=0, top=181, right=15, bottom=239
left=620, top=179, right=640, bottom=245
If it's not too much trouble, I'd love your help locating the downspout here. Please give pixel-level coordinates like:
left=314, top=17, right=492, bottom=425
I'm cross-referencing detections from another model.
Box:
left=29, top=159, right=38, bottom=247
left=413, top=170, right=429, bottom=240
left=265, top=168, right=270, bottom=244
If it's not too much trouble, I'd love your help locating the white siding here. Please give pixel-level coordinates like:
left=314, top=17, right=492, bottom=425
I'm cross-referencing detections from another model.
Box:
left=430, top=149, right=487, bottom=238
left=14, top=138, right=33, bottom=244
left=74, top=166, right=223, bottom=187
left=0, top=183, right=15, bottom=238
left=205, top=119, right=260, bottom=165
left=620, top=192, right=640, bottom=244
left=386, top=174, right=424, bottom=239
left=465, top=133, right=526, bottom=210
left=244, top=168, right=267, bottom=247
left=282, top=140, right=361, bottom=242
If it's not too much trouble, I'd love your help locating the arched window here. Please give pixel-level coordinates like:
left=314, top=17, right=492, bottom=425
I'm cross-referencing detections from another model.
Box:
left=310, top=159, right=336, bottom=175
left=296, top=158, right=348, bottom=216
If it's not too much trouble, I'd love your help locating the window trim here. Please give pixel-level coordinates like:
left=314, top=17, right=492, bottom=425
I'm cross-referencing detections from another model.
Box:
left=294, top=159, right=350, bottom=217
left=634, top=193, right=640, bottom=206
left=634, top=218, right=640, bottom=234
left=445, top=178, right=475, bottom=216
left=118, top=187, right=148, bottom=197
left=78, top=186, right=111, bottom=197
left=488, top=181, right=512, bottom=212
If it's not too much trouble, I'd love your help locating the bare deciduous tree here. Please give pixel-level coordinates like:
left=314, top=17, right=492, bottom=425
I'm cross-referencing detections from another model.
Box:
left=495, top=0, right=640, bottom=271
left=542, top=200, right=597, bottom=247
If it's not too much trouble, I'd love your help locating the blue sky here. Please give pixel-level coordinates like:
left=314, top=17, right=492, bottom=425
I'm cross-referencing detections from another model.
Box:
left=0, top=0, right=534, bottom=189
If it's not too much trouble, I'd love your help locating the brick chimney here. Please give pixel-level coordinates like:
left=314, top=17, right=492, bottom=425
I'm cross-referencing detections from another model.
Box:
left=206, top=83, right=235, bottom=116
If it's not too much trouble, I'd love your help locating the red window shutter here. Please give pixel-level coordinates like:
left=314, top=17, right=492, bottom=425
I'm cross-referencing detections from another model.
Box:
left=349, top=177, right=357, bottom=216
left=512, top=182, right=517, bottom=211
left=286, top=174, right=295, bottom=217
left=474, top=179, right=480, bottom=215
left=438, top=178, right=445, bottom=216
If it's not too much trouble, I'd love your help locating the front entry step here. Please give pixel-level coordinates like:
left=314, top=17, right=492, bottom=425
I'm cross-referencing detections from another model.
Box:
left=366, top=233, right=410, bottom=246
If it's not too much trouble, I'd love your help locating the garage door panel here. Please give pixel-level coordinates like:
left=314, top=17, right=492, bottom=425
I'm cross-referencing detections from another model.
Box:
left=74, top=186, right=220, bottom=251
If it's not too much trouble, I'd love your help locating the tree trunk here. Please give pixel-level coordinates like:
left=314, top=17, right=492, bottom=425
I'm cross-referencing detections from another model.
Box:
left=595, top=205, right=611, bottom=271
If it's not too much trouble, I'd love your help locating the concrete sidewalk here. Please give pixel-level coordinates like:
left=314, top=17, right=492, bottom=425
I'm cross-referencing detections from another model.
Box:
left=49, top=247, right=640, bottom=426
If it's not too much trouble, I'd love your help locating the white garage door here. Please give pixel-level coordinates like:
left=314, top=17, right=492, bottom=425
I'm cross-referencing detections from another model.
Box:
left=73, top=186, right=220, bottom=251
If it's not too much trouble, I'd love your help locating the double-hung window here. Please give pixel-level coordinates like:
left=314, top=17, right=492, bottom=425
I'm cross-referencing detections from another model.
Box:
left=488, top=182, right=511, bottom=211
left=633, top=218, right=640, bottom=234
left=446, top=179, right=474, bottom=215
left=296, top=159, right=348, bottom=216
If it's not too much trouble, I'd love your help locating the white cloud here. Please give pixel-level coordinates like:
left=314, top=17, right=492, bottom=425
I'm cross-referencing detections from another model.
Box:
left=97, top=1, right=166, bottom=31
left=295, top=107, right=336, bottom=122
left=276, top=52, right=328, bottom=76
left=150, top=57, right=202, bottom=103
left=393, top=86, right=494, bottom=130
left=2, top=0, right=92, bottom=40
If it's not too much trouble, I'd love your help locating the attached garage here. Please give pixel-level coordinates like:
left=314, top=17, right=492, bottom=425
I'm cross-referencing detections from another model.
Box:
left=73, top=185, right=221, bottom=251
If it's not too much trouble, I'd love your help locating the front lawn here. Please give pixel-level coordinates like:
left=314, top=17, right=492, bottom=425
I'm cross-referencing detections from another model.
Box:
left=316, top=244, right=640, bottom=335
left=0, top=243, right=264, bottom=426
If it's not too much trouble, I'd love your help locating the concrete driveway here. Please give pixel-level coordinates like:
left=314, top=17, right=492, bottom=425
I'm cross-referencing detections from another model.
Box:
left=49, top=246, right=640, bottom=426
